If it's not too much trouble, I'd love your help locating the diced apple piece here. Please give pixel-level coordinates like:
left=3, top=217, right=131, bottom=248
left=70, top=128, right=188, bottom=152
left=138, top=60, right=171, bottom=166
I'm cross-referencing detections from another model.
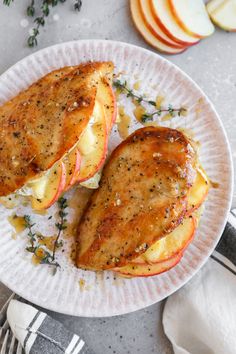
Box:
left=115, top=252, right=182, bottom=277
left=64, top=148, right=81, bottom=191
left=149, top=0, right=200, bottom=46
left=130, top=0, right=186, bottom=54
left=207, top=0, right=236, bottom=31
left=133, top=216, right=196, bottom=265
left=97, top=79, right=117, bottom=133
left=31, top=161, right=66, bottom=210
left=187, top=168, right=210, bottom=213
left=139, top=0, right=185, bottom=48
left=169, top=0, right=215, bottom=38
left=76, top=100, right=108, bottom=183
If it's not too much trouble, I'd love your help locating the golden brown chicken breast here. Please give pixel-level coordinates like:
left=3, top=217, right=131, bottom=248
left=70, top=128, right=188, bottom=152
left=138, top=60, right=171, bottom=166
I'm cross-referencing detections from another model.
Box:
left=0, top=61, right=114, bottom=196
left=76, top=126, right=197, bottom=270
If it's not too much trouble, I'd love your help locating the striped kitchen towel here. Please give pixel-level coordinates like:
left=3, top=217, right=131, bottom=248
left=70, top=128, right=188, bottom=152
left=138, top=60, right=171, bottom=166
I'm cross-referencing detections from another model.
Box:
left=7, top=300, right=95, bottom=354
left=163, top=209, right=236, bottom=354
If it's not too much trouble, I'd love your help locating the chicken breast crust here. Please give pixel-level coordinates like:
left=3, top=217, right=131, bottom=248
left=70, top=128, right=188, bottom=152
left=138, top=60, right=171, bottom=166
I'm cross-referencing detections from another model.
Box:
left=76, top=126, right=196, bottom=270
left=0, top=61, right=114, bottom=196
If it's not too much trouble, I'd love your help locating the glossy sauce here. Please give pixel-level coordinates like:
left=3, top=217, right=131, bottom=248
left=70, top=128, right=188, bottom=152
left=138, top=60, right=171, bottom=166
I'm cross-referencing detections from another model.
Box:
left=8, top=214, right=26, bottom=233
left=38, top=235, right=57, bottom=251
left=117, top=105, right=131, bottom=139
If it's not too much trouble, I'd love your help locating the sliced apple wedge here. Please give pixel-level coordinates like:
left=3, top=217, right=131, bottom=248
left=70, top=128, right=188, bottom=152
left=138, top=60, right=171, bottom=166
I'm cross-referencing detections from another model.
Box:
left=130, top=0, right=186, bottom=54
left=115, top=252, right=182, bottom=277
left=31, top=161, right=66, bottom=210
left=132, top=216, right=196, bottom=265
left=97, top=79, right=117, bottom=133
left=207, top=0, right=224, bottom=13
left=76, top=100, right=108, bottom=183
left=63, top=148, right=81, bottom=191
left=187, top=167, right=210, bottom=214
left=207, top=0, right=236, bottom=32
left=149, top=0, right=200, bottom=46
left=139, top=0, right=185, bottom=48
left=169, top=0, right=215, bottom=38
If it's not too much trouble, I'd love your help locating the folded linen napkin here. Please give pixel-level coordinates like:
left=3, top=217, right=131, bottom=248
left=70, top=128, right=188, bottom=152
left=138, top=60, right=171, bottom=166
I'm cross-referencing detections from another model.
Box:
left=163, top=209, right=236, bottom=354
left=7, top=300, right=95, bottom=354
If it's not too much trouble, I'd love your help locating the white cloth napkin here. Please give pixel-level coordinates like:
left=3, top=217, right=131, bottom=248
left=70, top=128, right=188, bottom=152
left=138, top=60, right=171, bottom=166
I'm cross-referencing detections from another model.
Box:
left=163, top=210, right=236, bottom=354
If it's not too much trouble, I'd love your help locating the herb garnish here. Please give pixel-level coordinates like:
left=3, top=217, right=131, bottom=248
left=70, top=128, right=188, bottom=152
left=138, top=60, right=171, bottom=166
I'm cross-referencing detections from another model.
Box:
left=53, top=197, right=68, bottom=260
left=24, top=215, right=60, bottom=270
left=113, top=79, right=187, bottom=123
left=3, top=0, right=83, bottom=47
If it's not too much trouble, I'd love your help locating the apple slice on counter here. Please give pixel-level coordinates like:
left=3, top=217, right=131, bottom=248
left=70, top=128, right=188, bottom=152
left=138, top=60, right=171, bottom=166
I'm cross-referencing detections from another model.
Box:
left=207, top=0, right=236, bottom=32
left=207, top=0, right=224, bottom=13
left=132, top=216, right=196, bottom=265
left=139, top=0, right=185, bottom=48
left=63, top=148, right=81, bottom=191
left=187, top=168, right=210, bottom=214
left=149, top=0, right=200, bottom=46
left=76, top=100, right=108, bottom=183
left=31, top=161, right=66, bottom=210
left=97, top=79, right=117, bottom=133
left=168, top=0, right=215, bottom=38
left=130, top=0, right=186, bottom=54
left=115, top=252, right=183, bottom=277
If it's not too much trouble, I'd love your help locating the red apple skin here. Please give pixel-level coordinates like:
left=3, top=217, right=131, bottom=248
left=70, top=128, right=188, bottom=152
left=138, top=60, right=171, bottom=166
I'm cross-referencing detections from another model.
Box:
left=31, top=160, right=67, bottom=210
left=45, top=161, right=67, bottom=208
left=115, top=252, right=183, bottom=277
left=64, top=149, right=82, bottom=191
left=130, top=0, right=186, bottom=55
left=110, top=84, right=117, bottom=128
left=139, top=0, right=185, bottom=49
left=149, top=0, right=200, bottom=47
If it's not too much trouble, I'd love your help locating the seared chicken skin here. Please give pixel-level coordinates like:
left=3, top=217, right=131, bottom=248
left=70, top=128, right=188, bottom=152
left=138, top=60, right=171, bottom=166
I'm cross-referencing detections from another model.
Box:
left=76, top=127, right=196, bottom=270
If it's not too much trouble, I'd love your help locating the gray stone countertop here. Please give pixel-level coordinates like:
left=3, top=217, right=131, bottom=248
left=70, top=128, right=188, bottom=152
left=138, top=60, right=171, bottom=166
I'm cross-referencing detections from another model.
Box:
left=0, top=1, right=235, bottom=353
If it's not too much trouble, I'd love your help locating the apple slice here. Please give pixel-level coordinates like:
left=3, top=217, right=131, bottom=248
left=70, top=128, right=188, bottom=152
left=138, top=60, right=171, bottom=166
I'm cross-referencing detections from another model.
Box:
left=149, top=0, right=200, bottom=46
left=63, top=148, right=81, bottom=191
left=169, top=0, right=215, bottom=38
left=187, top=168, right=210, bottom=214
left=207, top=0, right=236, bottom=32
left=76, top=100, right=108, bottom=183
left=31, top=161, right=66, bottom=210
left=207, top=0, right=224, bottom=13
left=139, top=0, right=185, bottom=48
left=97, top=79, right=117, bottom=133
left=132, top=216, right=196, bottom=265
left=115, top=252, right=182, bottom=277
left=80, top=171, right=101, bottom=189
left=130, top=0, right=186, bottom=54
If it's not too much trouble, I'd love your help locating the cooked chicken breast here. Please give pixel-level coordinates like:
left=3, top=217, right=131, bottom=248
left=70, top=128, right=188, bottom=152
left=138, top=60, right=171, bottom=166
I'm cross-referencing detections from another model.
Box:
left=76, top=127, right=197, bottom=270
left=0, top=62, right=114, bottom=196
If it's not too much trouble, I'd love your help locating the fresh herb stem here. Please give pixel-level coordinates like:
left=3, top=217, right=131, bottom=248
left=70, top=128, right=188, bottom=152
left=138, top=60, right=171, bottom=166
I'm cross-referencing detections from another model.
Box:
left=113, top=79, right=187, bottom=123
left=52, top=197, right=68, bottom=260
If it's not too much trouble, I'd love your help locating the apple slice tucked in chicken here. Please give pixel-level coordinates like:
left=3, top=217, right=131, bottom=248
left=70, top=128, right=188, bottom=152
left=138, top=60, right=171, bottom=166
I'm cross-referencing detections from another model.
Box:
left=31, top=161, right=66, bottom=210
left=75, top=100, right=108, bottom=183
left=115, top=252, right=183, bottom=277
left=132, top=215, right=196, bottom=265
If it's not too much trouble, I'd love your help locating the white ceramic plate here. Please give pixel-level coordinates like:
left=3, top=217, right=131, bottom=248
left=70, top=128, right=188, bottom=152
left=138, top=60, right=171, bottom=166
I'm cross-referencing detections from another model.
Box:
left=0, top=40, right=233, bottom=317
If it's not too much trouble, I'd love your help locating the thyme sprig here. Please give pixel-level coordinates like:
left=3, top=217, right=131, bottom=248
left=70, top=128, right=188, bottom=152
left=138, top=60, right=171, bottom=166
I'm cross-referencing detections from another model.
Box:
left=113, top=79, right=187, bottom=123
left=52, top=197, right=68, bottom=260
left=24, top=215, right=60, bottom=269
left=3, top=0, right=83, bottom=47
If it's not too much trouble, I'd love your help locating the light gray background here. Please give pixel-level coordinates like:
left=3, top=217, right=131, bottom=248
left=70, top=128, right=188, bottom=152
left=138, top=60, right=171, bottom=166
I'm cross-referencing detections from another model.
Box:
left=0, top=1, right=235, bottom=353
